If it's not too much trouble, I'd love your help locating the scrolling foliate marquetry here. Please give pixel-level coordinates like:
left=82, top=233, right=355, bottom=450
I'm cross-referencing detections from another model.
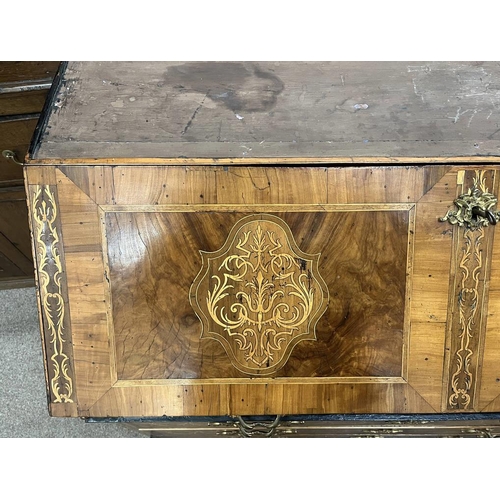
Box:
left=448, top=226, right=484, bottom=409
left=32, top=185, right=74, bottom=403
left=190, top=214, right=329, bottom=375
left=446, top=170, right=497, bottom=411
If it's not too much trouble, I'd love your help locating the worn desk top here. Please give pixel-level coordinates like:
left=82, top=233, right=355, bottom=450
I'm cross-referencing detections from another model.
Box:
left=29, top=61, right=500, bottom=164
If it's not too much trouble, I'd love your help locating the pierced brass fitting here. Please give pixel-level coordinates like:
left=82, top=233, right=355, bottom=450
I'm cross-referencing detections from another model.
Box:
left=440, top=185, right=499, bottom=229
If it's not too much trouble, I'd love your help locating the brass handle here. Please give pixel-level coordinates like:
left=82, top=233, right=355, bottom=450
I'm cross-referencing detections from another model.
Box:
left=236, top=415, right=282, bottom=437
left=440, top=186, right=499, bottom=229
left=2, top=150, right=23, bottom=165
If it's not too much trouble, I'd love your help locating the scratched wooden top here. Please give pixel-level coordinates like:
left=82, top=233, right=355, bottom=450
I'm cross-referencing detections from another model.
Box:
left=30, top=61, right=500, bottom=163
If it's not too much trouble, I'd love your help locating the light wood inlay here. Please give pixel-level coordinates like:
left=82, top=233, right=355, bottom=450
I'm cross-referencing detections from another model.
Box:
left=443, top=170, right=497, bottom=411
left=105, top=209, right=410, bottom=383
left=23, top=61, right=500, bottom=427
left=190, top=214, right=330, bottom=375
left=27, top=160, right=500, bottom=418
left=29, top=183, right=75, bottom=405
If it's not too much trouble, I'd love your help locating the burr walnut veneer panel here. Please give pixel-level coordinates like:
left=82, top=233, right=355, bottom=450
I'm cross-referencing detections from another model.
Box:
left=107, top=210, right=409, bottom=381
left=25, top=164, right=500, bottom=418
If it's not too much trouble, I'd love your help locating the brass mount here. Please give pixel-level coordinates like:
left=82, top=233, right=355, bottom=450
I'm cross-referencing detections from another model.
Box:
left=440, top=185, right=499, bottom=229
left=1, top=150, right=23, bottom=166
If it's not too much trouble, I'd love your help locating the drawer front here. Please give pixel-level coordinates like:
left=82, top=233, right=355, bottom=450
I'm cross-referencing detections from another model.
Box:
left=24, top=165, right=500, bottom=418
left=124, top=415, right=500, bottom=438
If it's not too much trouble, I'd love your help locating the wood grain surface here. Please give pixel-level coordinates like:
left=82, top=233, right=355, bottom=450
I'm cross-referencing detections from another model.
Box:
left=26, top=178, right=78, bottom=415
left=0, top=119, right=38, bottom=185
left=405, top=171, right=457, bottom=411
left=32, top=62, right=500, bottom=161
left=0, top=191, right=33, bottom=261
left=0, top=61, right=59, bottom=84
left=0, top=91, right=48, bottom=116
left=58, top=165, right=449, bottom=206
left=27, top=163, right=497, bottom=417
left=0, top=62, right=59, bottom=284
left=441, top=170, right=497, bottom=411
left=22, top=61, right=500, bottom=424
left=106, top=210, right=409, bottom=381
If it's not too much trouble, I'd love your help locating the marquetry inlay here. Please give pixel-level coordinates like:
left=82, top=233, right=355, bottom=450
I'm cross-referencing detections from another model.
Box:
left=448, top=226, right=484, bottom=409
left=32, top=185, right=74, bottom=403
left=189, top=214, right=329, bottom=375
left=445, top=170, right=497, bottom=411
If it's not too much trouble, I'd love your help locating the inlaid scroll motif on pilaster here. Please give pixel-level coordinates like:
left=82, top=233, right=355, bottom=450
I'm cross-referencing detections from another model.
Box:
left=189, top=214, right=329, bottom=376
left=32, top=185, right=74, bottom=403
left=448, top=227, right=484, bottom=409
left=446, top=170, right=496, bottom=411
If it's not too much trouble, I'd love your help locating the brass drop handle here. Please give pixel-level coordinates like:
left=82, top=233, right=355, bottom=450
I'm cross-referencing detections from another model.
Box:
left=472, top=206, right=497, bottom=226
left=235, top=415, right=282, bottom=437
left=1, top=150, right=23, bottom=165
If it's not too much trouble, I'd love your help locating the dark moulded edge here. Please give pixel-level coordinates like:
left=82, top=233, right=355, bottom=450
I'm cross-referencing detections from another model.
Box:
left=28, top=61, right=68, bottom=161
left=85, top=412, right=500, bottom=424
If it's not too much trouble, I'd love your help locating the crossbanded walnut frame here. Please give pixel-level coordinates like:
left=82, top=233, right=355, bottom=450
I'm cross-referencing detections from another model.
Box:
left=24, top=163, right=500, bottom=421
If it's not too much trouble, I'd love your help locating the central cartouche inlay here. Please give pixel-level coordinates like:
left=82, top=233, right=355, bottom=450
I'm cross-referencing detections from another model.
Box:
left=189, top=214, right=329, bottom=375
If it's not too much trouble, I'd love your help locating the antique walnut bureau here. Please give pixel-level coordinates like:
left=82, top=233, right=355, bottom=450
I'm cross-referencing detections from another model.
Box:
left=24, top=62, right=500, bottom=437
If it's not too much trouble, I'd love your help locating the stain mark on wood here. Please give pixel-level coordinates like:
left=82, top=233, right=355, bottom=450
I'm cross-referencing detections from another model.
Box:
left=167, top=62, right=284, bottom=114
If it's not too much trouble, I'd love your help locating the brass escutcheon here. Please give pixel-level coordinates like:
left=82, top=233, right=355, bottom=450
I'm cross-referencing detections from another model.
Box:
left=440, top=181, right=499, bottom=229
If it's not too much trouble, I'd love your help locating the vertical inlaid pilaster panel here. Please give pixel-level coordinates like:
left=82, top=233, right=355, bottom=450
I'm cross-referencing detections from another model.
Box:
left=443, top=170, right=497, bottom=411
left=28, top=183, right=77, bottom=412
